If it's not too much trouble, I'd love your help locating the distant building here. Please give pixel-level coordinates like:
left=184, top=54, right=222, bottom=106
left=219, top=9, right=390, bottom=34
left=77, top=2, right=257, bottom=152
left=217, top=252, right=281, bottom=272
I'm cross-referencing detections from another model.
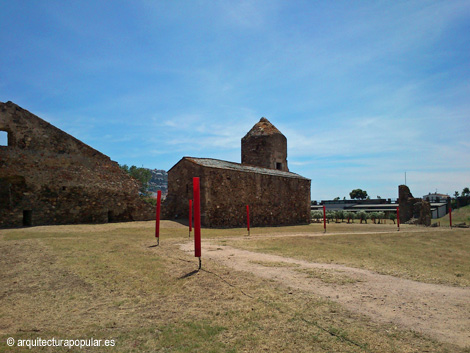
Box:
left=164, top=118, right=311, bottom=227
left=316, top=195, right=447, bottom=220
left=423, top=192, right=450, bottom=203
left=0, top=101, right=154, bottom=228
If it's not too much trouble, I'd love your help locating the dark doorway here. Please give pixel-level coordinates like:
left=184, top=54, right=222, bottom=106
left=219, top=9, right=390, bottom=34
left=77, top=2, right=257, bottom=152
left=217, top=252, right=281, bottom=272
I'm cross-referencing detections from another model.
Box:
left=23, top=210, right=32, bottom=226
left=276, top=162, right=282, bottom=170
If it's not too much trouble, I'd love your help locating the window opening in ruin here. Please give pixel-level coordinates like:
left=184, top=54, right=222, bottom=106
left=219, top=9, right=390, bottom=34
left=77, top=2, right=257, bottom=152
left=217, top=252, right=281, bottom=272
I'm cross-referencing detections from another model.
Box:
left=0, top=130, right=8, bottom=146
left=23, top=210, right=32, bottom=227
left=276, top=162, right=282, bottom=170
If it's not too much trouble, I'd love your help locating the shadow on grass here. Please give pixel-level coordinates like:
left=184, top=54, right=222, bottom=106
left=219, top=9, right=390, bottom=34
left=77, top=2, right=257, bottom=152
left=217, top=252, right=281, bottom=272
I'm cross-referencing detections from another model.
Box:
left=179, top=269, right=200, bottom=279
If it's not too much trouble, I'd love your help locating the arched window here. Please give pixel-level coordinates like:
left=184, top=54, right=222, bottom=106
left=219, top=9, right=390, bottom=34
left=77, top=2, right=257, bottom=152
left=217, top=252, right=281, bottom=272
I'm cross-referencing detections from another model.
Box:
left=0, top=130, right=8, bottom=146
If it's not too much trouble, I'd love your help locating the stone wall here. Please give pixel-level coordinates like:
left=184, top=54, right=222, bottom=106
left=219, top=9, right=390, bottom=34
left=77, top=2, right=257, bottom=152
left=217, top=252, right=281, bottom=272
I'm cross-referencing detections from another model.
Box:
left=164, top=158, right=310, bottom=227
left=0, top=101, right=154, bottom=228
left=241, top=118, right=288, bottom=172
left=398, top=185, right=431, bottom=226
left=163, top=158, right=204, bottom=220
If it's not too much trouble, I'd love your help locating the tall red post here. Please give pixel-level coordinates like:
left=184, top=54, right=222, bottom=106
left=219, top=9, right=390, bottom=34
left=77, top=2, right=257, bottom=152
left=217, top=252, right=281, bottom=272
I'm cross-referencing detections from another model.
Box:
left=396, top=206, right=400, bottom=231
left=189, top=199, right=192, bottom=237
left=449, top=204, right=452, bottom=228
left=323, top=205, right=326, bottom=232
left=193, top=178, right=201, bottom=269
left=246, top=205, right=250, bottom=236
left=155, top=190, right=161, bottom=245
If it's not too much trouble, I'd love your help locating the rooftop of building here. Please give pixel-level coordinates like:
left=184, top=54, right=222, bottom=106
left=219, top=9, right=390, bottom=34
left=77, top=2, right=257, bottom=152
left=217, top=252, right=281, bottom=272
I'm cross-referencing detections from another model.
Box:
left=242, top=117, right=284, bottom=138
left=182, top=157, right=309, bottom=180
left=423, top=192, right=450, bottom=198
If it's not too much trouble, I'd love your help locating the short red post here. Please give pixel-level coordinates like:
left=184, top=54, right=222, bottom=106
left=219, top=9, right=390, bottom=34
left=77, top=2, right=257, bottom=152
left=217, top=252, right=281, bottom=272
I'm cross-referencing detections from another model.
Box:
left=323, top=205, right=326, bottom=232
left=449, top=204, right=452, bottom=229
left=246, top=205, right=250, bottom=236
left=193, top=178, right=202, bottom=269
left=155, top=190, right=161, bottom=245
left=396, top=206, right=400, bottom=231
left=189, top=199, right=192, bottom=237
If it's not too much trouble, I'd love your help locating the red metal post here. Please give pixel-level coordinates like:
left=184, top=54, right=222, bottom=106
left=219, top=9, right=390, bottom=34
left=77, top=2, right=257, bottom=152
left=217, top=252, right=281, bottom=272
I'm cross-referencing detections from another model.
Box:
left=323, top=205, right=326, bottom=232
left=449, top=204, right=452, bottom=228
left=396, top=206, right=400, bottom=231
left=155, top=190, right=161, bottom=245
left=193, top=178, right=201, bottom=263
left=189, top=199, right=192, bottom=237
left=246, top=205, right=250, bottom=235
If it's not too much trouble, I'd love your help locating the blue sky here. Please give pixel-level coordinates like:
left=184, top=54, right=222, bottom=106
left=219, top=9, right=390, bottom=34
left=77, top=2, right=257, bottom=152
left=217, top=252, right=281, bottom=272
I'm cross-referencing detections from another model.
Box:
left=1, top=1, right=469, bottom=200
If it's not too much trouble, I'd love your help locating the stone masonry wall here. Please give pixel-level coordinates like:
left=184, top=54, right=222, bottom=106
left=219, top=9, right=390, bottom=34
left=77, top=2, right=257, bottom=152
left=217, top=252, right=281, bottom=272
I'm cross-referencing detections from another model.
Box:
left=164, top=158, right=310, bottom=227
left=204, top=166, right=310, bottom=227
left=0, top=101, right=154, bottom=228
left=241, top=118, right=288, bottom=172
left=398, top=185, right=431, bottom=226
left=163, top=159, right=205, bottom=220
left=241, top=133, right=288, bottom=171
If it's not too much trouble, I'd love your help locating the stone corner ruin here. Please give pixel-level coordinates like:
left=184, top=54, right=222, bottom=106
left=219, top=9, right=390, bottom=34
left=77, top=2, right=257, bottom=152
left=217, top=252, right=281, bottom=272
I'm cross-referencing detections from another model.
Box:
left=398, top=184, right=431, bottom=226
left=0, top=101, right=155, bottom=228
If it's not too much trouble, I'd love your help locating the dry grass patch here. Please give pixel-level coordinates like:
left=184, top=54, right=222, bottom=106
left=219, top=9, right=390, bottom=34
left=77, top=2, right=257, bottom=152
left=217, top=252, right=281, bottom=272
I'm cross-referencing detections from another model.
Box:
left=436, top=204, right=470, bottom=227
left=294, top=268, right=360, bottom=285
left=249, top=260, right=300, bottom=268
left=226, top=228, right=470, bottom=287
left=0, top=222, right=466, bottom=352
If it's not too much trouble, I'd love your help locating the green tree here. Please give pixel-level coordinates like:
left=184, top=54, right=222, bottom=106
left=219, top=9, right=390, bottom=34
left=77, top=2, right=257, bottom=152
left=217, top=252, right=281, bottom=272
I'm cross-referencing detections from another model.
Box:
left=336, top=210, right=345, bottom=222
left=389, top=212, right=396, bottom=224
left=357, top=211, right=369, bottom=224
left=462, top=187, right=470, bottom=197
left=311, top=211, right=323, bottom=222
left=451, top=199, right=458, bottom=210
left=454, top=191, right=460, bottom=198
left=326, top=211, right=335, bottom=223
left=349, top=189, right=368, bottom=200
left=377, top=212, right=385, bottom=224
left=344, top=211, right=354, bottom=223
left=370, top=212, right=378, bottom=224
left=120, top=164, right=152, bottom=195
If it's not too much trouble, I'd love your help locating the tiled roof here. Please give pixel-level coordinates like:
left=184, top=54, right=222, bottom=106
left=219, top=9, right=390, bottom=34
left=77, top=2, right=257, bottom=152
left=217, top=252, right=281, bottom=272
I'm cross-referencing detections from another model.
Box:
left=243, top=117, right=283, bottom=138
left=184, top=157, right=309, bottom=180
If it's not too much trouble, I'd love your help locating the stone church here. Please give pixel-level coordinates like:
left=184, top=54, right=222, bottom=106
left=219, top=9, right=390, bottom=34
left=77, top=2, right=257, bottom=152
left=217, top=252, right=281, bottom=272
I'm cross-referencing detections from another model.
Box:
left=164, top=118, right=311, bottom=227
left=0, top=101, right=154, bottom=228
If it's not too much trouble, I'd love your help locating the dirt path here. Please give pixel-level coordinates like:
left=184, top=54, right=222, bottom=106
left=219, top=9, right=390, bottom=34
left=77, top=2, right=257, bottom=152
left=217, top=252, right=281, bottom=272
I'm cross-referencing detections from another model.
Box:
left=180, top=240, right=470, bottom=348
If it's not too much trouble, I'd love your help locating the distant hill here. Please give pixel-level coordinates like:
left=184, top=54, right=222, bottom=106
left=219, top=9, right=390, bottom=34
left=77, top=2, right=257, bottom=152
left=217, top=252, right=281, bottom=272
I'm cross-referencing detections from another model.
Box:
left=147, top=169, right=168, bottom=195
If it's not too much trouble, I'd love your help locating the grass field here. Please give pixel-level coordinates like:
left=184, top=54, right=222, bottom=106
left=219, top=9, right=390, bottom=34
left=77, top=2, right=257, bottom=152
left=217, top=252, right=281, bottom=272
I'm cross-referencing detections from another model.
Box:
left=225, top=227, right=470, bottom=287
left=1, top=221, right=468, bottom=352
left=436, top=204, right=470, bottom=227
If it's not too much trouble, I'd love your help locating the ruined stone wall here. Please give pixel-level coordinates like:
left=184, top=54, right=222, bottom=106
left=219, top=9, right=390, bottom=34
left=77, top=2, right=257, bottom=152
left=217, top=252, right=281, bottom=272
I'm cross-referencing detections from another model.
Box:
left=398, top=185, right=431, bottom=226
left=413, top=201, right=431, bottom=226
left=0, top=101, right=154, bottom=228
left=164, top=158, right=310, bottom=227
